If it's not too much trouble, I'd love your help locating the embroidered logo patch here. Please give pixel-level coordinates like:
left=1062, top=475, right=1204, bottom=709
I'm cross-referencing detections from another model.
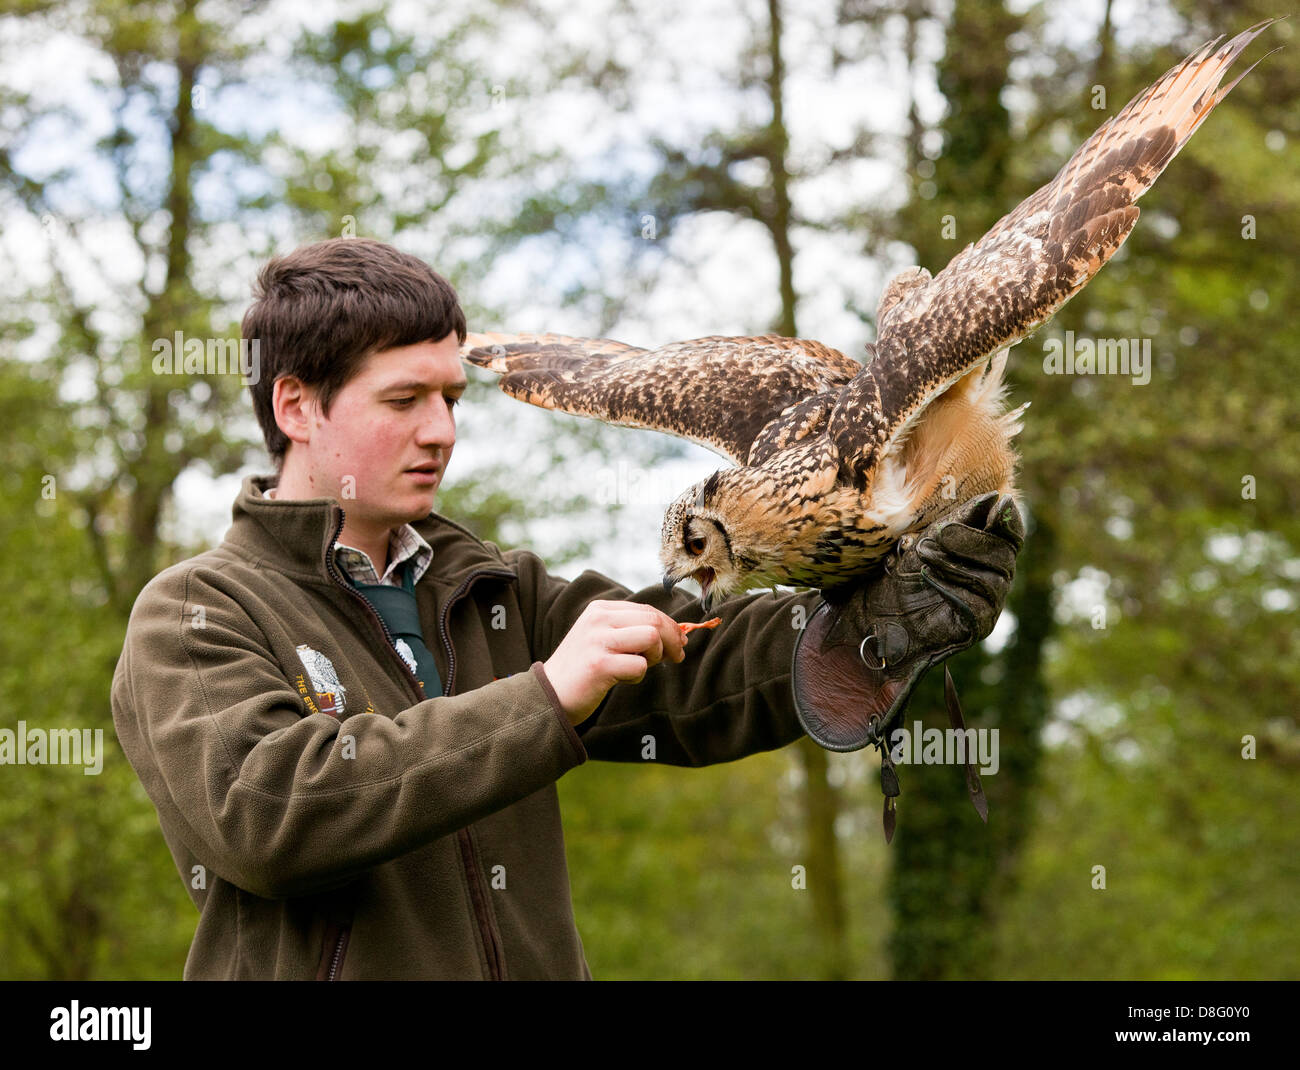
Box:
left=295, top=644, right=347, bottom=716
left=393, top=638, right=419, bottom=677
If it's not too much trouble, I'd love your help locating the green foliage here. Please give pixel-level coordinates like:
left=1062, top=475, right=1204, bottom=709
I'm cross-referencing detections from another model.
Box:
left=0, top=357, right=194, bottom=979
left=923, top=0, right=1300, bottom=979
left=559, top=749, right=890, bottom=980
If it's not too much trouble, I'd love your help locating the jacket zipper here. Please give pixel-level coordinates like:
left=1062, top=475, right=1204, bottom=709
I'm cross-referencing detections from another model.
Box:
left=437, top=564, right=516, bottom=695
left=320, top=506, right=515, bottom=980
left=324, top=921, right=350, bottom=981
left=457, top=828, right=507, bottom=979
left=437, top=562, right=515, bottom=980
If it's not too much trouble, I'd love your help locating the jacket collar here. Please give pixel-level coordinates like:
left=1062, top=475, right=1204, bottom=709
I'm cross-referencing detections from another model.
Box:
left=225, top=474, right=515, bottom=592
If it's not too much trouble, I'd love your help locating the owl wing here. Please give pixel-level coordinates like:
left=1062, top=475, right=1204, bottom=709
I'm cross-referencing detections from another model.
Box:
left=830, top=18, right=1279, bottom=487
left=461, top=331, right=863, bottom=465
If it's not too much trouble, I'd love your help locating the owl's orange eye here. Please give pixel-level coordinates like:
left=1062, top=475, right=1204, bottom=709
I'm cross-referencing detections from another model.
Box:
left=686, top=535, right=706, bottom=556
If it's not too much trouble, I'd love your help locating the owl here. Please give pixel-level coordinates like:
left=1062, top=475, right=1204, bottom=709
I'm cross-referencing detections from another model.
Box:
left=463, top=21, right=1277, bottom=610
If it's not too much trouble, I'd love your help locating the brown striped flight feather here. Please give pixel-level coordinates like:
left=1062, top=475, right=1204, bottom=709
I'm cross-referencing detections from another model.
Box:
left=829, top=17, right=1282, bottom=489
left=461, top=331, right=862, bottom=465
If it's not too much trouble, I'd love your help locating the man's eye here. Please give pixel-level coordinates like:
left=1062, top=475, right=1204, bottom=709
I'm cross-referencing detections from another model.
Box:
left=447, top=396, right=459, bottom=410
left=388, top=397, right=416, bottom=408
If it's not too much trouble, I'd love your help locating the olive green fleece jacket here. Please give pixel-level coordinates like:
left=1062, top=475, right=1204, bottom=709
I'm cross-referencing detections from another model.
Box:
left=111, top=474, right=819, bottom=980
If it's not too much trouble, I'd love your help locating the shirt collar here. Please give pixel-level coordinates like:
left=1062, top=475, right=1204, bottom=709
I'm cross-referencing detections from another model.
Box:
left=226, top=474, right=511, bottom=597
left=264, top=484, right=434, bottom=588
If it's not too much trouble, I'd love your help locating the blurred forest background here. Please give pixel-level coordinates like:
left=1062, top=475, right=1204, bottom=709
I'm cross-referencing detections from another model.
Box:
left=0, top=0, right=1296, bottom=980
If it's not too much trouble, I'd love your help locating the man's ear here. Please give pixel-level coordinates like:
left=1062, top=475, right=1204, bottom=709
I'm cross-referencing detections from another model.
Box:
left=273, top=376, right=317, bottom=449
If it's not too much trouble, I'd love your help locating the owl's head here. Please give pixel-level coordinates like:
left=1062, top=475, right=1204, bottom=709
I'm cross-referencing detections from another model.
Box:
left=659, top=470, right=768, bottom=612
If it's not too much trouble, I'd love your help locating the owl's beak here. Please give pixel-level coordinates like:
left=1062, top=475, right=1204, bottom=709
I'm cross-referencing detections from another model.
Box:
left=662, top=571, right=678, bottom=592
left=694, top=568, right=716, bottom=614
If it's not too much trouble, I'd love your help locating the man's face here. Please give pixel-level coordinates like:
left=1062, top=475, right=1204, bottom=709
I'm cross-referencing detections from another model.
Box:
left=297, top=333, right=465, bottom=529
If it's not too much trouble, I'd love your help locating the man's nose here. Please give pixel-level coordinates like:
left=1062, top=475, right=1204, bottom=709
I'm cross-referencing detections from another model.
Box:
left=416, top=397, right=456, bottom=447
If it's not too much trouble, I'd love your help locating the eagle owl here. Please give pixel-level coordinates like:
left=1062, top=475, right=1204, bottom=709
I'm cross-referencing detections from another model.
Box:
left=462, top=21, right=1277, bottom=610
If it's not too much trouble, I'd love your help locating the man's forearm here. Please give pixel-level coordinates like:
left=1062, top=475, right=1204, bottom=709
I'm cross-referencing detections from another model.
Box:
left=575, top=583, right=820, bottom=765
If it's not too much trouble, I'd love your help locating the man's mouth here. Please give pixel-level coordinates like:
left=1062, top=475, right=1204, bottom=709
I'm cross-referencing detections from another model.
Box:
left=405, top=463, right=441, bottom=482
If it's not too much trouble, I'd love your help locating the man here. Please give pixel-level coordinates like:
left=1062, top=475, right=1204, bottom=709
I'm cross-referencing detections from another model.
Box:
left=111, top=237, right=1021, bottom=979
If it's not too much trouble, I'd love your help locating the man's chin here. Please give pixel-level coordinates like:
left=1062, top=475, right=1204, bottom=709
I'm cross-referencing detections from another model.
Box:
left=350, top=489, right=438, bottom=528
left=401, top=481, right=441, bottom=517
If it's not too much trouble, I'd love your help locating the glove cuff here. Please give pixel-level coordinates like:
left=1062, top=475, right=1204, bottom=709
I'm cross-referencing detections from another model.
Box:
left=791, top=599, right=932, bottom=752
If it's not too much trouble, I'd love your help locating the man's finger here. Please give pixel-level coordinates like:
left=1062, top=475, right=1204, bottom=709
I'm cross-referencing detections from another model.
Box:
left=595, top=603, right=686, bottom=662
left=941, top=494, right=1024, bottom=546
left=607, top=624, right=665, bottom=666
left=656, top=614, right=687, bottom=662
left=605, top=652, right=650, bottom=684
left=631, top=604, right=687, bottom=662
left=918, top=553, right=1008, bottom=611
left=930, top=524, right=1018, bottom=577
left=985, top=494, right=1026, bottom=548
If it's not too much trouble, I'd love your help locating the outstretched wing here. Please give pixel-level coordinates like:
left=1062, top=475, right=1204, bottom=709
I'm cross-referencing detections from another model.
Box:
left=462, top=331, right=863, bottom=465
left=831, top=18, right=1279, bottom=486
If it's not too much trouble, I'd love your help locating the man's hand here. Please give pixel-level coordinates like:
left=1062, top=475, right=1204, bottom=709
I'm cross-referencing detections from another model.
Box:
left=792, top=492, right=1024, bottom=751
left=543, top=601, right=687, bottom=726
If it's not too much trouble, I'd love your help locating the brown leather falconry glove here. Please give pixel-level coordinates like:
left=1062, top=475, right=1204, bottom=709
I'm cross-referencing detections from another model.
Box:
left=791, top=492, right=1025, bottom=841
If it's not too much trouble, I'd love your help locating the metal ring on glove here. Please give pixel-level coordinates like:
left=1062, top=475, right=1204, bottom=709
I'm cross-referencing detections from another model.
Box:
left=859, top=631, right=886, bottom=670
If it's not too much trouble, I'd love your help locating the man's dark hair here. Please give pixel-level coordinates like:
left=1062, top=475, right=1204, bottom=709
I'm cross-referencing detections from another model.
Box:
left=242, top=237, right=467, bottom=469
